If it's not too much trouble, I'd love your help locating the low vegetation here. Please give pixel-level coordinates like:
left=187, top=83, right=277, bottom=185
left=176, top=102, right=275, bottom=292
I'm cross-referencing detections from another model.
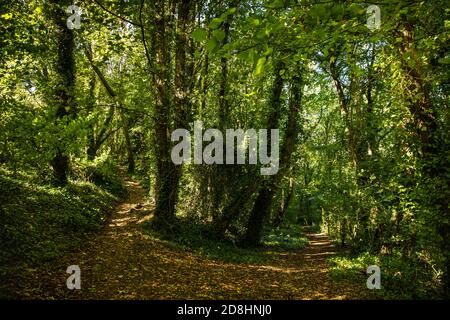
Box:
left=0, top=159, right=125, bottom=298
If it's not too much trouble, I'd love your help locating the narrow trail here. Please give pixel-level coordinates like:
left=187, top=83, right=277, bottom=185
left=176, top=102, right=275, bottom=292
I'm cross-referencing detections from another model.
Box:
left=17, top=175, right=375, bottom=299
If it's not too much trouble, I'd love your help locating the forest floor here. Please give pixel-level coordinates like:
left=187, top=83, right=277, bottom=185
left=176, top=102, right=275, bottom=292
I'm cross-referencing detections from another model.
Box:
left=10, top=174, right=377, bottom=299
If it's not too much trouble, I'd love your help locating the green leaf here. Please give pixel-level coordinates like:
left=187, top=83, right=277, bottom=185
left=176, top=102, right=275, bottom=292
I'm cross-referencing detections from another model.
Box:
left=209, top=17, right=224, bottom=30
left=192, top=28, right=208, bottom=42
left=227, top=7, right=237, bottom=15
left=212, top=29, right=226, bottom=42
left=256, top=29, right=266, bottom=40
left=1, top=13, right=13, bottom=20
left=438, top=57, right=450, bottom=64
left=206, top=38, right=218, bottom=52
left=254, top=57, right=266, bottom=76
left=250, top=18, right=260, bottom=26
left=264, top=47, right=273, bottom=56
left=237, top=50, right=248, bottom=60
left=266, top=0, right=283, bottom=9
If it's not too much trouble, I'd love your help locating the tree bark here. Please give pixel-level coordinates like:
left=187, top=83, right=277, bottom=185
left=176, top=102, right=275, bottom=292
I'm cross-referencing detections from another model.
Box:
left=273, top=178, right=295, bottom=227
left=241, top=65, right=302, bottom=247
left=150, top=0, right=193, bottom=223
left=48, top=0, right=76, bottom=186
left=395, top=21, right=450, bottom=297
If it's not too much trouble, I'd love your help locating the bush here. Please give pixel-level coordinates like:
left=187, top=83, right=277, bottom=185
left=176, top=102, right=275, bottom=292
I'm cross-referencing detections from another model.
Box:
left=70, top=156, right=127, bottom=197
left=329, top=250, right=442, bottom=299
left=261, top=225, right=309, bottom=250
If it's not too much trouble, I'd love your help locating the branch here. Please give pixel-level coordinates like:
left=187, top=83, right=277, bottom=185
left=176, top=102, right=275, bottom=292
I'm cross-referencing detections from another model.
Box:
left=138, top=0, right=156, bottom=76
left=83, top=44, right=117, bottom=98
left=98, top=125, right=122, bottom=147
left=92, top=0, right=142, bottom=27
left=96, top=105, right=115, bottom=147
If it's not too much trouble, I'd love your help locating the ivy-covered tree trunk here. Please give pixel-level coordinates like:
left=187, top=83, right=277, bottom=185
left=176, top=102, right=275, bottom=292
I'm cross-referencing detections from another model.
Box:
left=242, top=68, right=302, bottom=247
left=151, top=0, right=193, bottom=223
left=396, top=21, right=450, bottom=297
left=210, top=1, right=238, bottom=219
left=151, top=0, right=177, bottom=222
left=48, top=0, right=76, bottom=186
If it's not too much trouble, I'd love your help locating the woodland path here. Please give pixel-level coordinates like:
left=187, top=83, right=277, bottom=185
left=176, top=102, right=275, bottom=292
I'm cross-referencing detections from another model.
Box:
left=15, top=174, right=376, bottom=299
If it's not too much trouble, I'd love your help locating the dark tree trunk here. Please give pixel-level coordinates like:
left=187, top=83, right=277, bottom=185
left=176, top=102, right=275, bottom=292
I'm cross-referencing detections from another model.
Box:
left=273, top=178, right=295, bottom=228
left=48, top=0, right=76, bottom=186
left=86, top=72, right=98, bottom=161
left=211, top=1, right=238, bottom=218
left=214, top=181, right=259, bottom=236
left=241, top=65, right=302, bottom=247
left=150, top=0, right=193, bottom=223
left=396, top=21, right=450, bottom=297
left=241, top=187, right=274, bottom=247
left=121, top=112, right=135, bottom=174
left=152, top=0, right=176, bottom=222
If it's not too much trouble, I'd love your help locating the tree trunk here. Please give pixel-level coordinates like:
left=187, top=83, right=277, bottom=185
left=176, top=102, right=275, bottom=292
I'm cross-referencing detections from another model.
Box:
left=241, top=65, right=302, bottom=247
left=48, top=0, right=76, bottom=186
left=150, top=0, right=193, bottom=222
left=273, top=178, right=295, bottom=227
left=84, top=45, right=122, bottom=162
left=395, top=21, right=450, bottom=297
left=211, top=1, right=238, bottom=218
left=120, top=111, right=135, bottom=174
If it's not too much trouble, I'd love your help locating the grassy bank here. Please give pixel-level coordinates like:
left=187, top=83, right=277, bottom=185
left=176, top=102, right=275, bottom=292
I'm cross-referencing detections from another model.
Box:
left=0, top=159, right=125, bottom=298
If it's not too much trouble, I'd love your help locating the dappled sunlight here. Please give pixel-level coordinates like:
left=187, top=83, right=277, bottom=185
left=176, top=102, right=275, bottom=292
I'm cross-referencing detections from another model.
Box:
left=137, top=214, right=153, bottom=224
left=109, top=216, right=135, bottom=227
left=304, top=251, right=337, bottom=258
left=309, top=241, right=332, bottom=246
left=247, top=264, right=303, bottom=274
left=13, top=173, right=377, bottom=300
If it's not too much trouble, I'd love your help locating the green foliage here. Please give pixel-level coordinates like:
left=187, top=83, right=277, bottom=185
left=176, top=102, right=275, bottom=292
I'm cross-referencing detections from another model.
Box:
left=0, top=0, right=448, bottom=299
left=0, top=160, right=124, bottom=266
left=261, top=225, right=309, bottom=250
left=70, top=156, right=127, bottom=197
left=192, top=28, right=208, bottom=42
left=330, top=249, right=443, bottom=299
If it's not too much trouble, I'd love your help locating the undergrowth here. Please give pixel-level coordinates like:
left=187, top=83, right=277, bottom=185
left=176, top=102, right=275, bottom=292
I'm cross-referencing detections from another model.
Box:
left=0, top=157, right=125, bottom=297
left=143, top=219, right=309, bottom=264
left=329, top=250, right=443, bottom=299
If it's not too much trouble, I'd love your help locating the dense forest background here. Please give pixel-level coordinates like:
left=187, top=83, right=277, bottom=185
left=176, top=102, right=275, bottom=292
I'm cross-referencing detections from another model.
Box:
left=0, top=0, right=449, bottom=299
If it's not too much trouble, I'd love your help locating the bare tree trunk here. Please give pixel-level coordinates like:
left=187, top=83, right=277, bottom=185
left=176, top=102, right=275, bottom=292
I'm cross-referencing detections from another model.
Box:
left=84, top=45, right=123, bottom=162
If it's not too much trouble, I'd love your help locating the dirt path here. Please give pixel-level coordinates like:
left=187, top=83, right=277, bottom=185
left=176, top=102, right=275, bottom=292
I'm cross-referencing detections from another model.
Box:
left=16, top=175, right=375, bottom=299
